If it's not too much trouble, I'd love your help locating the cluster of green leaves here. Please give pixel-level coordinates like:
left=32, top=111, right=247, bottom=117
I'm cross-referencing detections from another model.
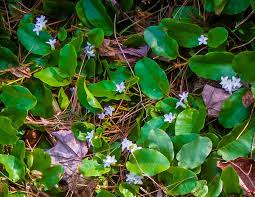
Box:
left=1, top=0, right=255, bottom=196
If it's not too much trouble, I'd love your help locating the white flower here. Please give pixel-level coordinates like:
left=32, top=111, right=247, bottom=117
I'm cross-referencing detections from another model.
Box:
left=164, top=112, right=175, bottom=123
left=198, top=35, right=208, bottom=45
left=104, top=106, right=115, bottom=116
left=33, top=15, right=47, bottom=36
left=84, top=42, right=96, bottom=59
left=126, top=173, right=143, bottom=185
left=122, top=138, right=133, bottom=151
left=103, top=155, right=117, bottom=167
left=86, top=130, right=94, bottom=146
left=220, top=76, right=242, bottom=94
left=179, top=92, right=189, bottom=102
left=116, top=82, right=125, bottom=93
left=130, top=144, right=142, bottom=153
left=97, top=112, right=105, bottom=119
left=46, top=38, right=57, bottom=50
left=175, top=101, right=187, bottom=109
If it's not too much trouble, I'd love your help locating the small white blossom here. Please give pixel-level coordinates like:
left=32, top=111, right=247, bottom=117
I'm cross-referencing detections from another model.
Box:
left=84, top=42, right=96, bottom=59
left=198, top=35, right=208, bottom=45
left=46, top=38, right=57, bottom=50
left=116, top=82, right=125, bottom=93
left=126, top=173, right=143, bottom=185
left=97, top=112, right=105, bottom=119
left=122, top=138, right=133, bottom=151
left=179, top=92, right=189, bottom=102
left=164, top=112, right=175, bottom=123
left=104, top=106, right=115, bottom=116
left=130, top=144, right=142, bottom=153
left=176, top=101, right=187, bottom=109
left=103, top=155, right=117, bottom=167
left=86, top=130, right=94, bottom=146
left=220, top=76, right=242, bottom=94
left=33, top=15, right=47, bottom=36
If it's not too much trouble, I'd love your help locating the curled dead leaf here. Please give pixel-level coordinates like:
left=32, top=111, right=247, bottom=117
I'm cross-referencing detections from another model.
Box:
left=242, top=91, right=254, bottom=108
left=202, top=84, right=230, bottom=117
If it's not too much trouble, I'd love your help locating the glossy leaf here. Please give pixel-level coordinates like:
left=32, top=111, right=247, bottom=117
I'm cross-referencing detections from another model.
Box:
left=80, top=158, right=110, bottom=177
left=208, top=27, right=228, bottom=48
left=126, top=148, right=170, bottom=176
left=59, top=44, right=77, bottom=76
left=0, top=47, right=19, bottom=70
left=144, top=26, right=179, bottom=60
left=34, top=67, right=71, bottom=87
left=134, top=58, right=170, bottom=100
left=219, top=88, right=250, bottom=128
left=189, top=52, right=236, bottom=80
left=58, top=88, right=70, bottom=110
left=176, top=136, right=212, bottom=169
left=221, top=166, right=241, bottom=195
left=88, top=28, right=104, bottom=48
left=0, top=116, right=18, bottom=145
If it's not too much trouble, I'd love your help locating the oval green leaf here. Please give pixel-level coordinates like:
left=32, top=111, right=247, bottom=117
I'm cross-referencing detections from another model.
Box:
left=208, top=27, right=228, bottom=48
left=0, top=47, right=19, bottom=70
left=59, top=44, right=77, bottom=76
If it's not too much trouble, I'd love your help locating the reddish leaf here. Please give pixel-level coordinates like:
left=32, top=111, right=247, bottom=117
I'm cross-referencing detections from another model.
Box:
left=47, top=130, right=88, bottom=183
left=217, top=158, right=255, bottom=195
left=202, top=84, right=230, bottom=117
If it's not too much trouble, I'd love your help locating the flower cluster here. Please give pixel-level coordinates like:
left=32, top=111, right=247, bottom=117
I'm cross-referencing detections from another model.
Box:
left=116, top=82, right=125, bottom=93
left=198, top=35, right=208, bottom=45
left=126, top=172, right=143, bottom=185
left=84, top=42, right=96, bottom=59
left=121, top=138, right=141, bottom=153
left=33, top=15, right=47, bottom=36
left=220, top=76, right=242, bottom=94
left=97, top=106, right=115, bottom=119
left=176, top=92, right=189, bottom=109
left=164, top=112, right=175, bottom=123
left=103, top=155, right=117, bottom=167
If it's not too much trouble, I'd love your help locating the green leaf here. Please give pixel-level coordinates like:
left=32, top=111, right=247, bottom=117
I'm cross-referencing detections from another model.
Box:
left=223, top=0, right=250, bottom=15
left=30, top=149, right=51, bottom=172
left=172, top=6, right=200, bottom=22
left=134, top=58, right=170, bottom=100
left=88, top=28, right=104, bottom=48
left=142, top=128, right=174, bottom=162
left=217, top=128, right=254, bottom=161
left=25, top=80, right=54, bottom=118
left=0, top=154, right=25, bottom=182
left=219, top=88, right=250, bottom=128
left=79, top=0, right=113, bottom=36
left=76, top=1, right=91, bottom=27
left=119, top=183, right=137, bottom=197
left=120, top=0, right=133, bottom=11
left=34, top=67, right=71, bottom=87
left=232, top=50, right=255, bottom=82
left=176, top=136, right=212, bottom=169
left=221, top=166, right=241, bottom=195
left=155, top=97, right=180, bottom=114
left=189, top=52, right=236, bottom=80
left=126, top=148, right=170, bottom=176
left=77, top=77, right=103, bottom=112
left=172, top=133, right=199, bottom=153
left=11, top=140, right=26, bottom=162
left=144, top=26, right=179, bottom=60
left=160, top=18, right=203, bottom=48
left=205, top=176, right=223, bottom=197
left=208, top=27, right=228, bottom=48
left=40, top=165, right=64, bottom=190
left=17, top=23, right=51, bottom=55
left=57, top=27, right=67, bottom=41
left=97, top=190, right=116, bottom=197
left=71, top=122, right=95, bottom=141
left=59, top=44, right=77, bottom=76
left=58, top=88, right=70, bottom=110
left=0, top=116, right=18, bottom=144
left=0, top=47, right=19, bottom=70
left=0, top=108, right=27, bottom=129
left=1, top=85, right=37, bottom=111
left=175, top=108, right=205, bottom=135
left=159, top=167, right=198, bottom=196
left=79, top=158, right=110, bottom=177
left=192, top=180, right=208, bottom=197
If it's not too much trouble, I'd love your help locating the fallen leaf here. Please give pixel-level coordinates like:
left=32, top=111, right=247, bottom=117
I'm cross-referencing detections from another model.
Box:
left=202, top=84, right=230, bottom=117
left=217, top=158, right=255, bottom=195
left=47, top=130, right=88, bottom=183
left=99, top=39, right=149, bottom=63
left=9, top=67, right=31, bottom=78
left=242, top=91, right=254, bottom=108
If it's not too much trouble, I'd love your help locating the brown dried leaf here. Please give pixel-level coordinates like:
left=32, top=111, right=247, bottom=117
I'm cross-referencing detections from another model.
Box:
left=99, top=39, right=149, bottom=63
left=9, top=67, right=31, bottom=78
left=217, top=158, right=255, bottom=195
left=202, top=84, right=230, bottom=117
left=242, top=91, right=254, bottom=108
left=47, top=130, right=88, bottom=183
